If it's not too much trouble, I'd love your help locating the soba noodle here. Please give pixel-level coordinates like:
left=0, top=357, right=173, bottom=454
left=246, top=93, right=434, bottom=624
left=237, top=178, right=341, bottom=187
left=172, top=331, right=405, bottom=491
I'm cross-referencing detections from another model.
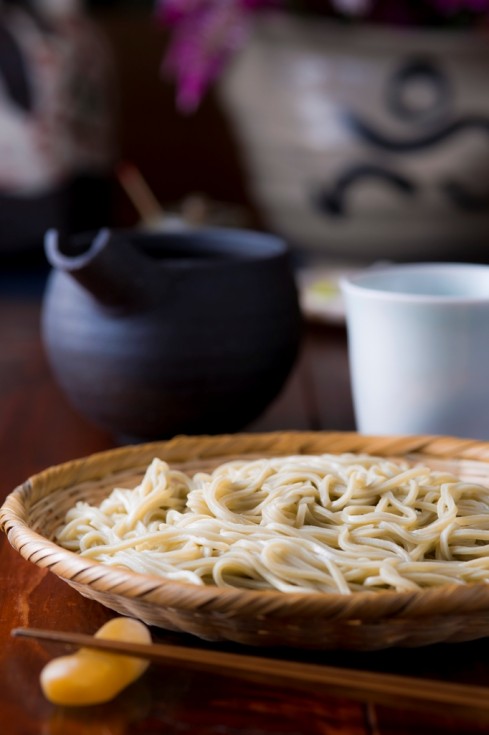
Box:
left=55, top=453, right=489, bottom=594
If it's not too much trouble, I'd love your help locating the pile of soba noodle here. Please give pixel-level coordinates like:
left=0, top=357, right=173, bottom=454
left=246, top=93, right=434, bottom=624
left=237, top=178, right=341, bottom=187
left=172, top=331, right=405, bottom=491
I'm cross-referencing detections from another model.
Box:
left=56, top=453, right=489, bottom=594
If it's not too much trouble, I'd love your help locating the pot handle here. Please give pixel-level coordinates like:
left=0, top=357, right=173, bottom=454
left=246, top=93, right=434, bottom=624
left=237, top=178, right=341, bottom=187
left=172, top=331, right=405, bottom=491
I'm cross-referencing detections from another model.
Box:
left=44, top=228, right=160, bottom=310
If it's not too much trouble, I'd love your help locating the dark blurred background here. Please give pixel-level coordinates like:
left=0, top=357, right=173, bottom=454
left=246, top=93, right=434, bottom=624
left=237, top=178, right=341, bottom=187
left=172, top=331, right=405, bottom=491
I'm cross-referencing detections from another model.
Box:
left=2, top=1, right=488, bottom=264
left=0, top=0, right=260, bottom=265
left=89, top=1, right=258, bottom=229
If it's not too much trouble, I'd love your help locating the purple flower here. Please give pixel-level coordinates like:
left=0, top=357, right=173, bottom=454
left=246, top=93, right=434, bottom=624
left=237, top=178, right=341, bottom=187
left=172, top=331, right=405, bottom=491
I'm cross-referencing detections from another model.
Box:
left=155, top=0, right=278, bottom=113
left=156, top=0, right=489, bottom=112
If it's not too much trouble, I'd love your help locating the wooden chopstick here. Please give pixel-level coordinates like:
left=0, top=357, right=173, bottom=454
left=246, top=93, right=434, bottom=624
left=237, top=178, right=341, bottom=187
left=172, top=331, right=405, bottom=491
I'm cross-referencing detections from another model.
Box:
left=116, top=162, right=164, bottom=225
left=11, top=626, right=489, bottom=714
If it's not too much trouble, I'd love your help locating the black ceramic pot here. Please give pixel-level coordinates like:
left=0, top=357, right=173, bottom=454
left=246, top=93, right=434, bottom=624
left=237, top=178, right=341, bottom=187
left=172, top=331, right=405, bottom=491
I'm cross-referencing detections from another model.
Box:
left=41, top=227, right=302, bottom=441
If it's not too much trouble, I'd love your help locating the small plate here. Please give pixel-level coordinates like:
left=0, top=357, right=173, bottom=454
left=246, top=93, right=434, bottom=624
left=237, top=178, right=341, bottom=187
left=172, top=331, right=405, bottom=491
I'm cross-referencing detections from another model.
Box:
left=297, top=265, right=361, bottom=325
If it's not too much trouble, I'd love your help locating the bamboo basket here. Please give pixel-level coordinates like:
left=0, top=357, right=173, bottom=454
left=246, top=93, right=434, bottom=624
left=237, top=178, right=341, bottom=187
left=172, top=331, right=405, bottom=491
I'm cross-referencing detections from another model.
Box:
left=3, top=431, right=489, bottom=650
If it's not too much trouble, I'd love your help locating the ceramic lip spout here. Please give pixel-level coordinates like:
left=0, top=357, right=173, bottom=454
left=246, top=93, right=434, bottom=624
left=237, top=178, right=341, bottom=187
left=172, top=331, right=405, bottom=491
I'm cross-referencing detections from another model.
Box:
left=44, top=228, right=164, bottom=310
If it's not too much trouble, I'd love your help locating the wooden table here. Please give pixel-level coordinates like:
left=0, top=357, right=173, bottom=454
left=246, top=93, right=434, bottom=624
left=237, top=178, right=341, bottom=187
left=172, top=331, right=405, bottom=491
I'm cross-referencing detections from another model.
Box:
left=3, top=261, right=489, bottom=735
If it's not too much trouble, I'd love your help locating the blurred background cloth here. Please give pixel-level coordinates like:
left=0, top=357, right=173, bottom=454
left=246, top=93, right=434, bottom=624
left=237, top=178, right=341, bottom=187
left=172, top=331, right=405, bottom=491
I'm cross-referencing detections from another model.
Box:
left=0, top=0, right=116, bottom=256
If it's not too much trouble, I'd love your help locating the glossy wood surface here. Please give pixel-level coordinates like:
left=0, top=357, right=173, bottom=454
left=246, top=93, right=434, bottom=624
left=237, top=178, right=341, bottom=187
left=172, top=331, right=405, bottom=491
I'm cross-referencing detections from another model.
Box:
left=3, top=263, right=489, bottom=734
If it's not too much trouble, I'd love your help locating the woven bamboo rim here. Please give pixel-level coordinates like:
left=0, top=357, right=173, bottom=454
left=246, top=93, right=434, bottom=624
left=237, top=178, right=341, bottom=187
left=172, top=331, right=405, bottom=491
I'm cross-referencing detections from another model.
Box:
left=3, top=431, right=489, bottom=650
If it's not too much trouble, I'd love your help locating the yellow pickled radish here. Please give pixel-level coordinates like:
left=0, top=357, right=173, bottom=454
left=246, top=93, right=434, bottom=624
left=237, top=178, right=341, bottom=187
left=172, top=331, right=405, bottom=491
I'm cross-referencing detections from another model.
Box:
left=40, top=617, right=151, bottom=706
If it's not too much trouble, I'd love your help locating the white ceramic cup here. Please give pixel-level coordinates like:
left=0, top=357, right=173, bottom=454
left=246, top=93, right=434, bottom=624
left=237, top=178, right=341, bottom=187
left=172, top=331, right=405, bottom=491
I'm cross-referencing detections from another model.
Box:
left=341, top=263, right=489, bottom=439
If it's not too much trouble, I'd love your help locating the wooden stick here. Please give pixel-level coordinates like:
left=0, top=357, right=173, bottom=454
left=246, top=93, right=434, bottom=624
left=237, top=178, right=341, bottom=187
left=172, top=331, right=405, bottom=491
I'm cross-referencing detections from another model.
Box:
left=11, top=626, right=489, bottom=713
left=116, top=162, right=164, bottom=225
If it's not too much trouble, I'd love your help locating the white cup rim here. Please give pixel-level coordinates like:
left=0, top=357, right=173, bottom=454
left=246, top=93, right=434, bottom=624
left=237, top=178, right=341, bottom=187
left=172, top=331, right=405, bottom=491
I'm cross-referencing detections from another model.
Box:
left=340, top=262, right=489, bottom=304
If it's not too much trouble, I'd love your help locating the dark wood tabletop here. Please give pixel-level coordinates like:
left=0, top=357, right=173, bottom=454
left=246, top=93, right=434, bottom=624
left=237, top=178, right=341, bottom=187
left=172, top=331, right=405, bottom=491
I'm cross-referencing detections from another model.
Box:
left=3, top=261, right=489, bottom=735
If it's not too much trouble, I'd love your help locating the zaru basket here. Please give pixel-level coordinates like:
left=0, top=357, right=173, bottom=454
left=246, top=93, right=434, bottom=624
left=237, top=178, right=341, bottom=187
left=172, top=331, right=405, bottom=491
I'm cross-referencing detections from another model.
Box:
left=4, top=431, right=489, bottom=650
